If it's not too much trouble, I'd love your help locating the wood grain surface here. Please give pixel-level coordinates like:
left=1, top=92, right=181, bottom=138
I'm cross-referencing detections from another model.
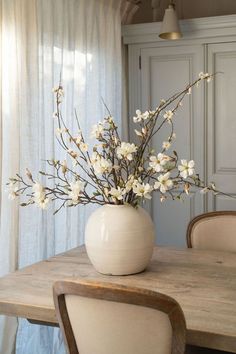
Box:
left=0, top=246, right=235, bottom=352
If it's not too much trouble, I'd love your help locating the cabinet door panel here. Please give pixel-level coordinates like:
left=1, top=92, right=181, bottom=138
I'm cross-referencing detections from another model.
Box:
left=140, top=45, right=204, bottom=246
left=207, top=42, right=236, bottom=210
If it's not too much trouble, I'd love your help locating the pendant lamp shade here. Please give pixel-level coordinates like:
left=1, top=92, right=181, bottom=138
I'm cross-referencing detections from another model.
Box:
left=159, top=4, right=182, bottom=40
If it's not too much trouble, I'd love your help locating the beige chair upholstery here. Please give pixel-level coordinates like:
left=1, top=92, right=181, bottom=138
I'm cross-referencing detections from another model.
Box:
left=187, top=211, right=236, bottom=252
left=53, top=280, right=186, bottom=354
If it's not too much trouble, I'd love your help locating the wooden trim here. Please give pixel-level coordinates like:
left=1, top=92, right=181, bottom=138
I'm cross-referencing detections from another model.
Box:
left=186, top=211, right=236, bottom=248
left=27, top=319, right=59, bottom=327
left=53, top=280, right=187, bottom=354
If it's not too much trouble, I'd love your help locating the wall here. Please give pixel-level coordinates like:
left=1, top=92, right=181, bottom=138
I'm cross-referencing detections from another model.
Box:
left=132, top=0, right=236, bottom=24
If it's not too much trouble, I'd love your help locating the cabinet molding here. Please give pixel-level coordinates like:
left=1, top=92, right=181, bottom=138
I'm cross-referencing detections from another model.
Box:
left=122, top=14, right=236, bottom=44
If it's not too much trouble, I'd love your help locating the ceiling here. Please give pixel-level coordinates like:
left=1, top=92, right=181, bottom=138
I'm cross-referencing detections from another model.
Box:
left=132, top=0, right=236, bottom=24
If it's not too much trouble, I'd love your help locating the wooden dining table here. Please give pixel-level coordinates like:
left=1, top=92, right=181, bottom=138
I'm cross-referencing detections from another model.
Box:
left=0, top=246, right=235, bottom=352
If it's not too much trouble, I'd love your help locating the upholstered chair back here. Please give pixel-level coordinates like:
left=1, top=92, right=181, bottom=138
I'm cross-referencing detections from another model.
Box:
left=187, top=211, right=236, bottom=252
left=53, top=280, right=186, bottom=354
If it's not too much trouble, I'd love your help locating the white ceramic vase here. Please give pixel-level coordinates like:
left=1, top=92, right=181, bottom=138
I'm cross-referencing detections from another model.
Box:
left=85, top=204, right=155, bottom=275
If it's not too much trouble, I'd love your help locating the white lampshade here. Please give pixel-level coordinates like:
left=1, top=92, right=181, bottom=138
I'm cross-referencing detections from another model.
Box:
left=159, top=4, right=182, bottom=40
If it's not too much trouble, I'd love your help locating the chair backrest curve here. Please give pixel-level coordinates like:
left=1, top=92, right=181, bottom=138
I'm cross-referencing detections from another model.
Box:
left=187, top=211, right=236, bottom=252
left=53, top=280, right=186, bottom=354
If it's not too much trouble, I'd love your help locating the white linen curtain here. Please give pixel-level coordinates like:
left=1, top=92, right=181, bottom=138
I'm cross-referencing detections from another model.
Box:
left=121, top=0, right=142, bottom=140
left=0, top=0, right=124, bottom=353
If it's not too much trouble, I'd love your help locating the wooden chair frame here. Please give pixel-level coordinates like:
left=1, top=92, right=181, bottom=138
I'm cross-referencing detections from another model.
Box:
left=53, top=280, right=186, bottom=354
left=186, top=211, right=236, bottom=248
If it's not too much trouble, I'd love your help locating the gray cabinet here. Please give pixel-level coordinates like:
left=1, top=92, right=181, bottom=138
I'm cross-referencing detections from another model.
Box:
left=123, top=16, right=236, bottom=246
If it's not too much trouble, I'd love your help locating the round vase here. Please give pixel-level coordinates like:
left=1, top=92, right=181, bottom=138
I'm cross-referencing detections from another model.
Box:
left=85, top=204, right=155, bottom=275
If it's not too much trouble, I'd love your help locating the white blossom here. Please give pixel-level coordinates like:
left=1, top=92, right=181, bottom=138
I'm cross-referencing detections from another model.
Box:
left=134, top=129, right=143, bottom=137
left=67, top=149, right=78, bottom=159
left=149, top=153, right=170, bottom=172
left=92, top=156, right=112, bottom=175
left=133, top=110, right=150, bottom=123
left=133, top=182, right=153, bottom=199
left=104, top=188, right=109, bottom=197
left=162, top=141, right=171, bottom=150
left=109, top=187, right=124, bottom=201
left=32, top=182, right=50, bottom=209
left=117, top=142, right=137, bottom=161
left=125, top=175, right=136, bottom=192
left=52, top=86, right=64, bottom=96
left=32, top=182, right=45, bottom=199
left=133, top=110, right=142, bottom=123
left=163, top=110, right=173, bottom=123
left=112, top=136, right=119, bottom=145
left=76, top=134, right=82, bottom=145
left=56, top=128, right=67, bottom=135
left=184, top=182, right=190, bottom=195
left=200, top=182, right=215, bottom=194
left=206, top=76, right=212, bottom=83
left=68, top=181, right=84, bottom=203
left=8, top=182, right=18, bottom=200
left=154, top=172, right=173, bottom=194
left=90, top=123, right=104, bottom=139
left=60, top=160, right=67, bottom=174
left=199, top=72, right=209, bottom=80
left=80, top=142, right=88, bottom=152
left=160, top=99, right=166, bottom=105
left=142, top=111, right=150, bottom=120
left=52, top=86, right=59, bottom=93
left=160, top=195, right=167, bottom=203
left=198, top=72, right=212, bottom=83
left=35, top=197, right=50, bottom=210
left=178, top=159, right=195, bottom=179
left=107, top=116, right=114, bottom=124
left=167, top=133, right=176, bottom=143
left=142, top=127, right=147, bottom=136
left=52, top=86, right=64, bottom=103
left=90, top=152, right=99, bottom=164
left=200, top=187, right=210, bottom=194
left=209, top=182, right=216, bottom=190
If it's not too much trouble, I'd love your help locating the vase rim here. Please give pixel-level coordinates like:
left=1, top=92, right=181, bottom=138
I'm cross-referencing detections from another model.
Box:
left=105, top=203, right=132, bottom=208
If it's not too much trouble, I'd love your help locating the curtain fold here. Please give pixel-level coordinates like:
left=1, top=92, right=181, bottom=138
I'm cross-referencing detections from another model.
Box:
left=120, top=0, right=141, bottom=141
left=0, top=0, right=123, bottom=353
left=0, top=1, right=20, bottom=353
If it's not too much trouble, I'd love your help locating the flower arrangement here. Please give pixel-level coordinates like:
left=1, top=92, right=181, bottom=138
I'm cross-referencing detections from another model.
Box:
left=7, top=73, right=225, bottom=213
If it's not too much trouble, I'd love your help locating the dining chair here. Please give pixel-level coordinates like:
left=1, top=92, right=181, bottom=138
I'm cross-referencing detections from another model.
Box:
left=53, top=280, right=186, bottom=354
left=186, top=211, right=236, bottom=252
